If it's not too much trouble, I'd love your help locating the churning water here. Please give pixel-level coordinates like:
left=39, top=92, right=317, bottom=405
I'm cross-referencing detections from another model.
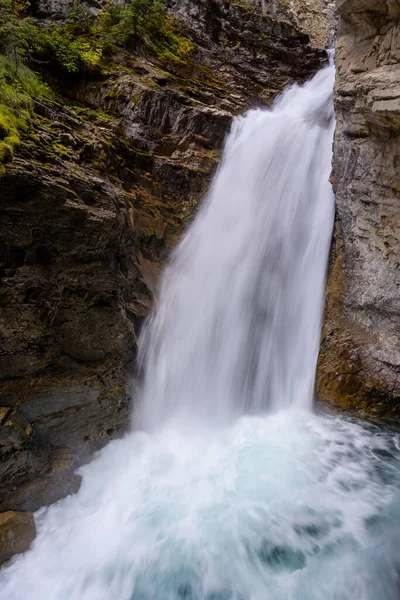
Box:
left=1, top=63, right=400, bottom=600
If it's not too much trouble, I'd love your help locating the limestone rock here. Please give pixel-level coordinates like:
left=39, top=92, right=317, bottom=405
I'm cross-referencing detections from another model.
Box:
left=246, top=0, right=337, bottom=48
left=0, top=511, right=36, bottom=566
left=317, top=0, right=400, bottom=417
left=287, top=0, right=337, bottom=48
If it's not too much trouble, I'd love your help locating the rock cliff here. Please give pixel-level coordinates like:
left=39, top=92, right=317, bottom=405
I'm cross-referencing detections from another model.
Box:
left=317, top=0, right=400, bottom=417
left=248, top=0, right=336, bottom=47
left=287, top=0, right=336, bottom=47
left=0, top=0, right=325, bottom=527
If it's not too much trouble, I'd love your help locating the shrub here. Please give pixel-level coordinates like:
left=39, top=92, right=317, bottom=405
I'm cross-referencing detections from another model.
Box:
left=0, top=0, right=196, bottom=170
left=33, top=26, right=103, bottom=73
left=98, top=0, right=195, bottom=64
left=66, top=1, right=95, bottom=36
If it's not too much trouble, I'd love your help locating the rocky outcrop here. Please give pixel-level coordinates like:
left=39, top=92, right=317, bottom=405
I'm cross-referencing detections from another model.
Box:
left=0, top=0, right=326, bottom=515
left=317, top=0, right=400, bottom=417
left=0, top=511, right=36, bottom=566
left=247, top=0, right=336, bottom=48
left=287, top=0, right=336, bottom=47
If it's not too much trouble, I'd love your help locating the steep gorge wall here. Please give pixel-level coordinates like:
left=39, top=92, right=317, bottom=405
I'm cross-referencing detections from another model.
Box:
left=317, top=0, right=400, bottom=417
left=0, top=0, right=325, bottom=520
left=247, top=0, right=336, bottom=47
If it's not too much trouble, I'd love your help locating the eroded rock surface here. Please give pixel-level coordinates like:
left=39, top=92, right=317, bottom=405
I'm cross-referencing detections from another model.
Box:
left=317, top=0, right=400, bottom=417
left=0, top=0, right=326, bottom=515
left=247, top=0, right=336, bottom=47
left=288, top=0, right=336, bottom=47
left=0, top=511, right=36, bottom=566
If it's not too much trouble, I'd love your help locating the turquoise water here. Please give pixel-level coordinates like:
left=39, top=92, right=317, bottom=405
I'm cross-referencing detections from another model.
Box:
left=2, top=62, right=399, bottom=600
left=1, top=411, right=399, bottom=599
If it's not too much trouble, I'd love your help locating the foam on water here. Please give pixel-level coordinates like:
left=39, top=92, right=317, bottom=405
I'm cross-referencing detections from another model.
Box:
left=1, top=61, right=400, bottom=599
left=1, top=414, right=400, bottom=599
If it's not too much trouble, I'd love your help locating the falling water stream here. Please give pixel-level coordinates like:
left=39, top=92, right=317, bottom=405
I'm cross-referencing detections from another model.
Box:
left=1, top=63, right=400, bottom=600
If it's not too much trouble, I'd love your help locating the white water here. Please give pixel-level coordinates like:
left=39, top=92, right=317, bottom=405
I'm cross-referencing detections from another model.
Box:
left=138, top=64, right=335, bottom=428
left=1, top=63, right=400, bottom=600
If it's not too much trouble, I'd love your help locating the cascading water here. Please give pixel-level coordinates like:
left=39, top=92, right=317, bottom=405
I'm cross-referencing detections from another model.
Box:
left=1, top=62, right=400, bottom=600
left=137, top=63, right=335, bottom=429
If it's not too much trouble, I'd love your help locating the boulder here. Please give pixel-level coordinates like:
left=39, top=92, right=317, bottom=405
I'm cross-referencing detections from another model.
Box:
left=0, top=511, right=36, bottom=566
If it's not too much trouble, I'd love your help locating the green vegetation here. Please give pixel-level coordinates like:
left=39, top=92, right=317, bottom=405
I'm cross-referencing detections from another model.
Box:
left=98, top=0, right=195, bottom=64
left=236, top=1, right=255, bottom=14
left=0, top=0, right=195, bottom=171
left=0, top=0, right=50, bottom=170
left=31, top=0, right=195, bottom=74
left=34, top=26, right=104, bottom=74
left=66, top=1, right=95, bottom=35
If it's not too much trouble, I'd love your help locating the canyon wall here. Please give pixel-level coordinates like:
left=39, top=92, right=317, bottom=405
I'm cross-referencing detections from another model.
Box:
left=6, top=0, right=400, bottom=560
left=286, top=0, right=336, bottom=47
left=0, top=0, right=325, bottom=523
left=248, top=0, right=336, bottom=47
left=317, top=0, right=400, bottom=417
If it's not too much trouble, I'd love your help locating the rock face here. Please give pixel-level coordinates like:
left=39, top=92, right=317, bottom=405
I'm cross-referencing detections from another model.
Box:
left=0, top=0, right=326, bottom=515
left=0, top=511, right=36, bottom=565
left=288, top=0, right=336, bottom=47
left=317, top=0, right=400, bottom=417
left=247, top=0, right=336, bottom=47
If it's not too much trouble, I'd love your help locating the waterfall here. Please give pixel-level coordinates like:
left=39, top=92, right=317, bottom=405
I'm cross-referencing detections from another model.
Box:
left=138, top=64, right=335, bottom=429
left=1, top=63, right=400, bottom=600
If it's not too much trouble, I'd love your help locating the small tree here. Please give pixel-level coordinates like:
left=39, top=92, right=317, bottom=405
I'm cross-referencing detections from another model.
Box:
left=0, top=0, right=35, bottom=73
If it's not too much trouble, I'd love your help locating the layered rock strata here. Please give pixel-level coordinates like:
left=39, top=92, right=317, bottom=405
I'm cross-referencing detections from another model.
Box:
left=0, top=0, right=326, bottom=522
left=317, top=0, right=400, bottom=417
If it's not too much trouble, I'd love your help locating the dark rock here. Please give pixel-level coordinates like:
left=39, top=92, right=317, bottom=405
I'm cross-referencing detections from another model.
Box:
left=0, top=448, right=82, bottom=513
left=0, top=0, right=325, bottom=512
left=0, top=511, right=36, bottom=566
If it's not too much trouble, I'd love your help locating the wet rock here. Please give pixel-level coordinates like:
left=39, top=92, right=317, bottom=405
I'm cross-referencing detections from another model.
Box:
left=0, top=511, right=36, bottom=566
left=317, top=0, right=400, bottom=417
left=0, top=473, right=82, bottom=514
left=0, top=448, right=82, bottom=513
left=0, top=1, right=325, bottom=510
